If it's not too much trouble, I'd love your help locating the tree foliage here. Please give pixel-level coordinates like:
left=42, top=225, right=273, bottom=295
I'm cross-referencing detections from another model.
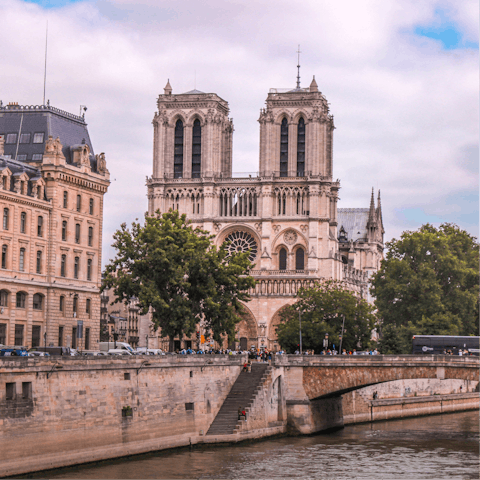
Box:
left=103, top=210, right=256, bottom=343
left=276, top=280, right=377, bottom=353
left=371, top=223, right=479, bottom=353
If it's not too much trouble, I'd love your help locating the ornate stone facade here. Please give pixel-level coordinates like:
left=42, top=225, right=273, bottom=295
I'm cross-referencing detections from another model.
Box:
left=147, top=79, right=384, bottom=350
left=0, top=103, right=109, bottom=350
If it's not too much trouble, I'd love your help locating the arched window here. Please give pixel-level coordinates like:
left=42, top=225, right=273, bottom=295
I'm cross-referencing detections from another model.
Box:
left=16, top=291, right=26, bottom=308
left=1, top=245, right=7, bottom=269
left=19, top=248, right=25, bottom=271
left=59, top=295, right=65, bottom=313
left=63, top=191, right=68, bottom=208
left=62, top=221, right=67, bottom=241
left=37, top=216, right=43, bottom=237
left=20, top=212, right=26, bottom=233
left=3, top=208, right=9, bottom=230
left=76, top=195, right=81, bottom=212
left=87, top=258, right=92, bottom=281
left=75, top=223, right=80, bottom=244
left=279, top=248, right=287, bottom=271
left=88, top=226, right=93, bottom=246
left=280, top=117, right=288, bottom=177
left=36, top=251, right=42, bottom=274
left=61, top=254, right=66, bottom=277
left=89, top=198, right=94, bottom=215
left=295, top=248, right=305, bottom=271
left=297, top=117, right=305, bottom=176
left=0, top=290, right=8, bottom=306
left=174, top=119, right=184, bottom=179
left=192, top=119, right=201, bottom=178
left=74, top=257, right=79, bottom=279
left=33, top=293, right=43, bottom=310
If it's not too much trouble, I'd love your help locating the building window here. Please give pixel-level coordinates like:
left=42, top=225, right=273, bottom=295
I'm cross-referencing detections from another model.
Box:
left=62, top=220, right=67, bottom=241
left=32, top=325, right=41, bottom=347
left=279, top=248, right=287, bottom=271
left=3, top=208, right=9, bottom=230
left=32, top=154, right=43, bottom=161
left=14, top=324, right=24, bottom=345
left=297, top=117, right=305, bottom=177
left=33, top=293, right=43, bottom=310
left=33, top=133, right=44, bottom=144
left=63, top=191, right=68, bottom=208
left=59, top=295, right=65, bottom=313
left=37, top=216, right=43, bottom=237
left=74, top=257, right=79, bottom=279
left=61, top=254, right=66, bottom=277
left=20, top=212, right=26, bottom=233
left=16, top=292, right=26, bottom=308
left=75, top=223, right=80, bottom=244
left=0, top=290, right=8, bottom=307
left=58, top=326, right=64, bottom=347
left=6, top=133, right=17, bottom=144
left=1, top=245, right=7, bottom=269
left=295, top=248, right=305, bottom=271
left=0, top=323, right=6, bottom=345
left=76, top=195, right=81, bottom=212
left=17, top=154, right=27, bottom=161
left=85, top=327, right=90, bottom=350
left=87, top=258, right=92, bottom=281
left=192, top=119, right=201, bottom=178
left=280, top=117, right=288, bottom=177
left=89, top=198, right=94, bottom=215
left=88, top=226, right=93, bottom=246
left=19, top=248, right=25, bottom=271
left=72, top=327, right=77, bottom=349
left=174, top=119, right=184, bottom=179
left=86, top=298, right=91, bottom=315
left=73, top=295, right=78, bottom=316
left=36, top=251, right=42, bottom=274
left=19, top=133, right=31, bottom=144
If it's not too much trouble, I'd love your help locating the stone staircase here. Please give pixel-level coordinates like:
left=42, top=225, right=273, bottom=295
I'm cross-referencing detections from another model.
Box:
left=206, top=363, right=271, bottom=436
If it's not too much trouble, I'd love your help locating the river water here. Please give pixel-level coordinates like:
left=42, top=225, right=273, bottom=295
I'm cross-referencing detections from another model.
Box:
left=27, top=411, right=478, bottom=480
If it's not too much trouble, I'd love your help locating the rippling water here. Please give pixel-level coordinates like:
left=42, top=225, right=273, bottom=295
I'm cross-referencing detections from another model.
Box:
left=26, top=411, right=479, bottom=480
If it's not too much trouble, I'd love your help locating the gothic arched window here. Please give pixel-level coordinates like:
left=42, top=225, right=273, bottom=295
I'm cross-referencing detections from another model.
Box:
left=192, top=119, right=201, bottom=178
left=297, top=117, right=305, bottom=176
left=279, top=248, right=287, bottom=271
left=174, top=119, right=184, bottom=179
left=280, top=117, right=288, bottom=177
left=295, top=247, right=305, bottom=271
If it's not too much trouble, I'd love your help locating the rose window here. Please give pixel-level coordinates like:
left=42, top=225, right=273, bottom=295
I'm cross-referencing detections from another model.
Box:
left=224, top=231, right=258, bottom=262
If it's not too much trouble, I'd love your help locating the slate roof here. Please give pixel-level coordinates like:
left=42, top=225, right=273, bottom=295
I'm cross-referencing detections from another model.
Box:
left=337, top=208, right=369, bottom=243
left=0, top=104, right=97, bottom=169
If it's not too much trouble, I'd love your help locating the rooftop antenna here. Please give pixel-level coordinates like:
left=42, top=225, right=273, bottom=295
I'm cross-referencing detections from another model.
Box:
left=43, top=21, right=48, bottom=106
left=296, top=44, right=301, bottom=89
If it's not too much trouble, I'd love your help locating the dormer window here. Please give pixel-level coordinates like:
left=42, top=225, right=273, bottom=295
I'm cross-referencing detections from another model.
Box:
left=33, top=133, right=44, bottom=144
left=19, top=133, right=31, bottom=144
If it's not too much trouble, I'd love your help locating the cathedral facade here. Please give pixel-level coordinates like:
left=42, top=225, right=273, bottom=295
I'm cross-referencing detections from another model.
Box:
left=147, top=77, right=384, bottom=351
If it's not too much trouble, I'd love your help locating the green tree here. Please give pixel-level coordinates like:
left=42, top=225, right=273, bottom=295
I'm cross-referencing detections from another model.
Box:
left=371, top=223, right=479, bottom=352
left=103, top=210, right=256, bottom=345
left=276, top=280, right=377, bottom=353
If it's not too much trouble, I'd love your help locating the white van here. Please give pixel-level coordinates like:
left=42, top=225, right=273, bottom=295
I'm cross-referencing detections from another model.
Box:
left=107, top=349, right=132, bottom=355
left=99, top=342, right=134, bottom=354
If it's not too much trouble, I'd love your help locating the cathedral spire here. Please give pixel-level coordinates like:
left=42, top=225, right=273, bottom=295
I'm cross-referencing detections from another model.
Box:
left=164, top=79, right=172, bottom=95
left=309, top=75, right=318, bottom=92
left=368, top=187, right=376, bottom=224
left=376, top=190, right=385, bottom=235
left=296, top=45, right=301, bottom=89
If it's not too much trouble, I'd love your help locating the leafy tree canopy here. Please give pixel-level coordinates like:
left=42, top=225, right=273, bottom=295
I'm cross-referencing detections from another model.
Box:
left=276, top=280, right=377, bottom=353
left=371, top=223, right=479, bottom=353
left=103, top=210, right=256, bottom=343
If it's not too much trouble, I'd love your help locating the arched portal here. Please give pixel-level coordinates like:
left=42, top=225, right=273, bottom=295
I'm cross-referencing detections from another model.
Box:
left=235, top=305, right=258, bottom=350
left=269, top=303, right=294, bottom=351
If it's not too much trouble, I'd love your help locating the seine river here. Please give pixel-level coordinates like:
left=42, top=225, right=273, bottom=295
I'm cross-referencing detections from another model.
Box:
left=25, top=411, right=478, bottom=480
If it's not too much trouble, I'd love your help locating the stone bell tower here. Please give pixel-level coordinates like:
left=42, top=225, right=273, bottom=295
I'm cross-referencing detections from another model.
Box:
left=152, top=81, right=234, bottom=180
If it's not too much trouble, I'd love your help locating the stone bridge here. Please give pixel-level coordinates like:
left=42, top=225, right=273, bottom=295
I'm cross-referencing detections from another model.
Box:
left=271, top=355, right=479, bottom=434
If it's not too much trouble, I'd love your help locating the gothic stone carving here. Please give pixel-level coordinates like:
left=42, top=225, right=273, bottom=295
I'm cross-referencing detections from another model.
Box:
left=283, top=230, right=298, bottom=245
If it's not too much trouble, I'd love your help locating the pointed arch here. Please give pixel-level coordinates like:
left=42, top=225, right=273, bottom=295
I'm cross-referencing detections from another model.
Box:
left=174, top=119, right=184, bottom=179
left=297, top=116, right=305, bottom=177
left=192, top=118, right=201, bottom=178
left=280, top=117, right=288, bottom=177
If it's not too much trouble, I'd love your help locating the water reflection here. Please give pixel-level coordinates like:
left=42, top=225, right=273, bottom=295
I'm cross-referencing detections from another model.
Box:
left=26, top=411, right=479, bottom=480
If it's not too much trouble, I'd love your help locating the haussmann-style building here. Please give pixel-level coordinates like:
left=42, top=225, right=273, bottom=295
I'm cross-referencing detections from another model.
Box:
left=0, top=102, right=110, bottom=350
left=147, top=76, right=384, bottom=351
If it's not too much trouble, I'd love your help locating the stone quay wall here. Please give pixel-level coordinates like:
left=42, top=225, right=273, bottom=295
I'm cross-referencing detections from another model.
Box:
left=0, top=355, right=246, bottom=477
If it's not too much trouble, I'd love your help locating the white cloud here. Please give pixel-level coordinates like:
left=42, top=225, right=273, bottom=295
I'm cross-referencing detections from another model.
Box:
left=1, top=0, right=478, bottom=264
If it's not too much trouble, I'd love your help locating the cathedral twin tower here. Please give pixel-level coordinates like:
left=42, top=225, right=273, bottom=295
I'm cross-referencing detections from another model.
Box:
left=147, top=76, right=383, bottom=350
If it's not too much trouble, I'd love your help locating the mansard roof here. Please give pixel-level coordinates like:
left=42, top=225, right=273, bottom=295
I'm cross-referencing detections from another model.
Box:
left=337, top=208, right=369, bottom=243
left=0, top=155, right=46, bottom=199
left=0, top=102, right=97, bottom=170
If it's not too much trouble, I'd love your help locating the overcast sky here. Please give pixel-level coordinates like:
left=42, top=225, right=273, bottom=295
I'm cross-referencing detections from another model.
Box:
left=2, top=0, right=478, bottom=265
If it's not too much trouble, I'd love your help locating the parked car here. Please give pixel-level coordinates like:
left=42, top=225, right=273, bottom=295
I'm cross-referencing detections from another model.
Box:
left=0, top=346, right=29, bottom=357
left=107, top=349, right=132, bottom=355
left=82, top=350, right=106, bottom=356
left=28, top=351, right=50, bottom=357
left=28, top=346, right=72, bottom=356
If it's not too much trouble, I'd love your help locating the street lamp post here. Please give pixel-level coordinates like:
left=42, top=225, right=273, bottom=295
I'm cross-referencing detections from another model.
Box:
left=299, top=309, right=303, bottom=355
left=339, top=314, right=345, bottom=354
left=146, top=334, right=149, bottom=350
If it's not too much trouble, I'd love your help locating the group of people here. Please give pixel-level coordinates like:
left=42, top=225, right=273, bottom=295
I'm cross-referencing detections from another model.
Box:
left=444, top=349, right=472, bottom=356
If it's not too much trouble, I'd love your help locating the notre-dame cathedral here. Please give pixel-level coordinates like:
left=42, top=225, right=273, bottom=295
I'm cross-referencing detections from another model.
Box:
left=147, top=76, right=384, bottom=351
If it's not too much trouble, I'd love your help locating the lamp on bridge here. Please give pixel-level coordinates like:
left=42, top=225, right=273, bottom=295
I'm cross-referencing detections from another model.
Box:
left=323, top=333, right=329, bottom=353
